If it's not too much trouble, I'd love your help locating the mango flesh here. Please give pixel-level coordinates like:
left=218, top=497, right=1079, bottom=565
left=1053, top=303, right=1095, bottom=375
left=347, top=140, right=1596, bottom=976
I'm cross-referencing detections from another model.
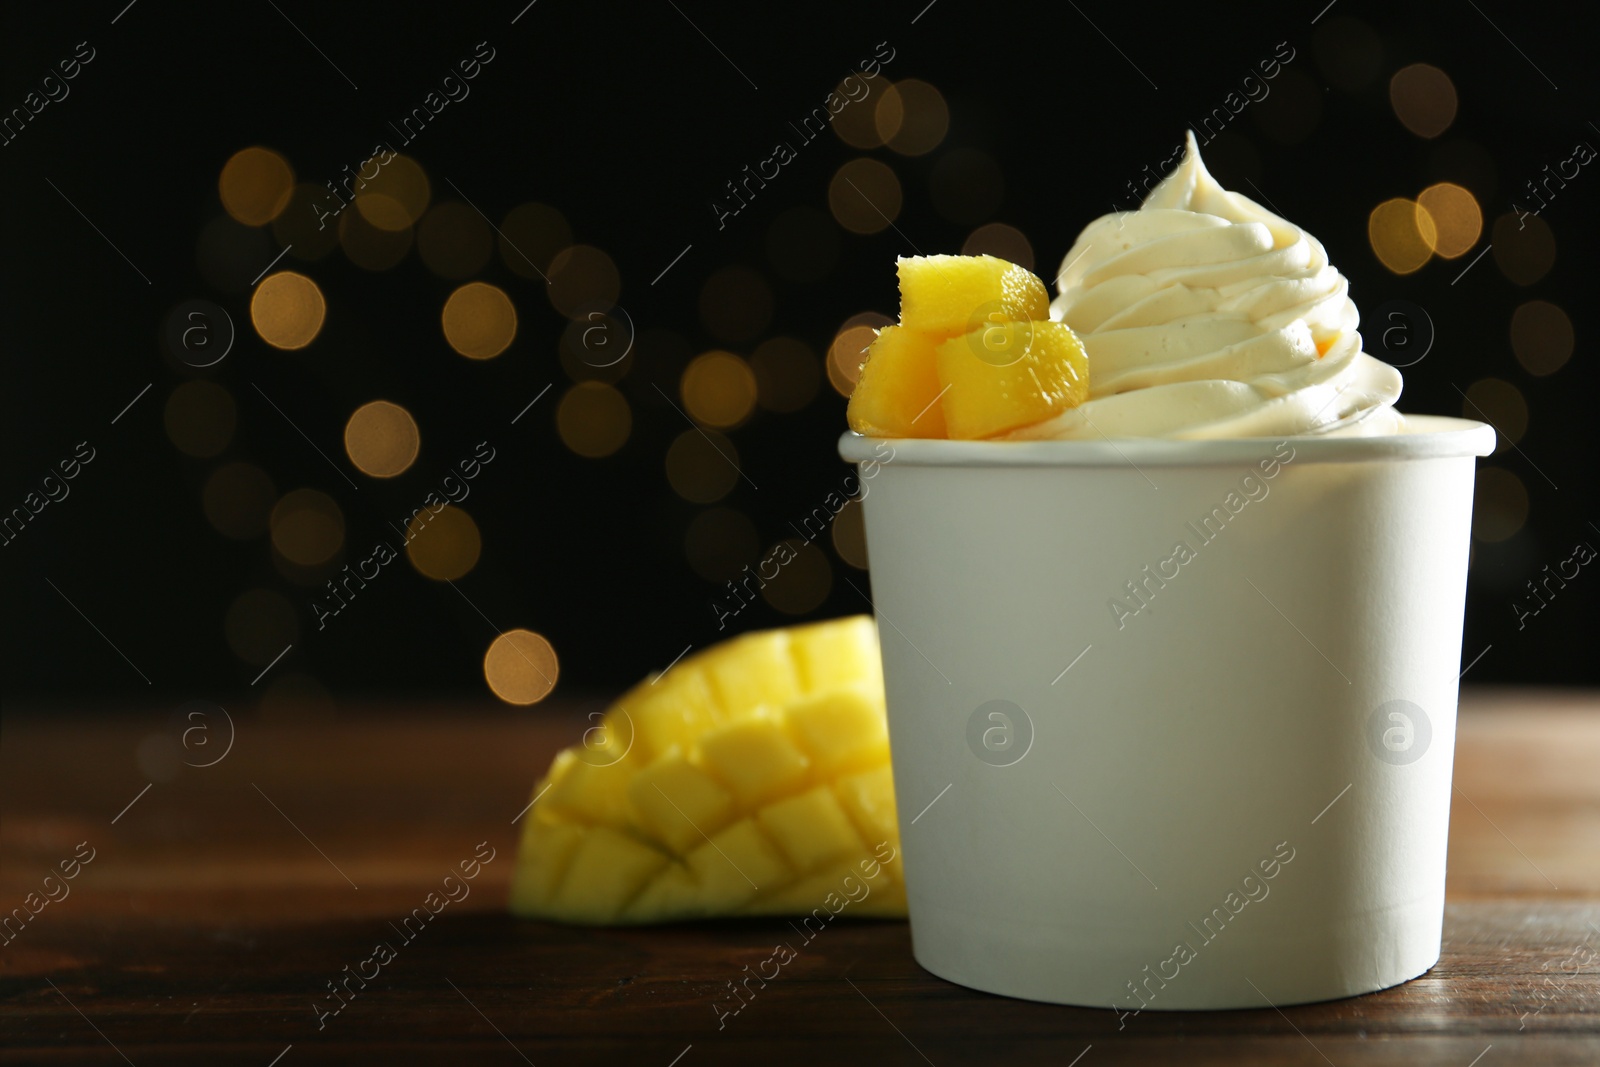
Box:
left=844, top=325, right=947, bottom=439
left=897, top=254, right=1049, bottom=335
left=936, top=320, right=1090, bottom=439
left=509, top=617, right=904, bottom=923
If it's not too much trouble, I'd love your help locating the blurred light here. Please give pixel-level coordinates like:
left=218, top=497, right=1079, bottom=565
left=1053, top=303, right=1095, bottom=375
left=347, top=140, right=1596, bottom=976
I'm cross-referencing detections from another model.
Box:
left=259, top=672, right=336, bottom=722
left=828, top=159, right=902, bottom=235
left=406, top=504, right=481, bottom=580
left=500, top=202, right=572, bottom=280
left=197, top=215, right=272, bottom=294
left=876, top=79, right=948, bottom=156
left=1368, top=198, right=1437, bottom=275
left=1390, top=63, right=1457, bottom=139
left=831, top=498, right=869, bottom=570
left=339, top=205, right=413, bottom=270
left=442, top=281, right=517, bottom=359
left=834, top=75, right=896, bottom=149
left=751, top=337, right=821, bottom=413
left=1252, top=68, right=1323, bottom=145
left=1510, top=300, right=1574, bottom=376
left=225, top=588, right=299, bottom=664
left=1472, top=468, right=1528, bottom=543
left=418, top=201, right=494, bottom=279
left=274, top=183, right=341, bottom=261
left=270, top=488, right=345, bottom=566
left=1462, top=378, right=1528, bottom=450
left=204, top=462, right=276, bottom=540
left=1416, top=182, right=1482, bottom=258
left=759, top=540, right=833, bottom=614
left=681, top=351, right=757, bottom=428
left=666, top=429, right=741, bottom=503
left=930, top=149, right=1004, bottom=226
left=1492, top=213, right=1556, bottom=286
left=961, top=222, right=1035, bottom=270
left=164, top=381, right=236, bottom=458
left=251, top=271, right=327, bottom=349
left=1313, top=16, right=1383, bottom=92
left=559, top=310, right=634, bottom=384
left=829, top=325, right=879, bottom=393
left=547, top=245, right=621, bottom=318
left=765, top=206, right=840, bottom=283
left=483, top=629, right=559, bottom=705
left=219, top=146, right=295, bottom=226
left=684, top=507, right=760, bottom=583
left=344, top=400, right=420, bottom=477
left=355, top=154, right=430, bottom=231
left=699, top=265, right=774, bottom=342
left=557, top=382, right=632, bottom=458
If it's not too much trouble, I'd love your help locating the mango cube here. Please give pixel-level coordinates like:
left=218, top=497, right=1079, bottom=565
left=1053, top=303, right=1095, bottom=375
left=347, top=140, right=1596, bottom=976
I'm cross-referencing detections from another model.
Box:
left=699, top=714, right=810, bottom=807
left=936, top=320, right=1089, bottom=439
left=790, top=615, right=884, bottom=693
left=550, top=827, right=670, bottom=923
left=686, top=819, right=792, bottom=911
left=897, top=254, right=1049, bottom=335
left=845, top=325, right=948, bottom=439
left=628, top=751, right=735, bottom=855
left=786, top=685, right=889, bottom=776
left=757, top=786, right=865, bottom=873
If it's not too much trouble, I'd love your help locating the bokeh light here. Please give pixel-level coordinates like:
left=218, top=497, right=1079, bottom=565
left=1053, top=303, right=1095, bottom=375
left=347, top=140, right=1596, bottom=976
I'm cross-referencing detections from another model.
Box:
left=1472, top=467, right=1529, bottom=543
left=930, top=148, right=1005, bottom=226
left=1368, top=198, right=1437, bottom=275
left=270, top=488, right=345, bottom=566
left=681, top=351, right=757, bottom=428
left=500, top=202, right=572, bottom=280
left=442, top=281, right=518, bottom=359
left=556, top=382, right=632, bottom=458
left=828, top=159, right=902, bottom=235
left=251, top=271, right=326, bottom=349
left=833, top=74, right=895, bottom=149
left=829, top=313, right=891, bottom=394
left=831, top=498, right=869, bottom=570
left=164, top=381, right=236, bottom=458
left=203, top=462, right=276, bottom=540
left=876, top=79, right=948, bottom=156
left=339, top=204, right=413, bottom=270
left=219, top=147, right=295, bottom=226
left=225, top=588, right=299, bottom=665
left=418, top=201, right=494, bottom=279
left=1510, top=300, right=1574, bottom=377
left=1492, top=213, right=1556, bottom=286
left=1428, top=139, right=1499, bottom=203
left=559, top=310, right=634, bottom=384
left=1462, top=378, right=1529, bottom=451
left=1416, top=182, right=1481, bottom=258
left=765, top=206, right=841, bottom=283
left=274, top=183, right=341, bottom=261
left=751, top=337, right=821, bottom=413
left=684, top=507, right=760, bottom=583
left=666, top=429, right=741, bottom=503
left=961, top=222, right=1035, bottom=270
left=699, top=265, right=774, bottom=342
left=344, top=400, right=420, bottom=477
left=406, top=504, right=482, bottom=581
left=1390, top=63, right=1457, bottom=139
left=355, top=154, right=431, bottom=231
left=483, top=629, right=559, bottom=705
left=547, top=245, right=621, bottom=318
left=759, top=540, right=833, bottom=614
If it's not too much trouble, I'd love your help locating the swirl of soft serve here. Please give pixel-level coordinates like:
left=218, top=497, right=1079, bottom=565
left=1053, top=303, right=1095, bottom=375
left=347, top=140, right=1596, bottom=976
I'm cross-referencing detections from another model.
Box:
left=1009, top=131, right=1404, bottom=440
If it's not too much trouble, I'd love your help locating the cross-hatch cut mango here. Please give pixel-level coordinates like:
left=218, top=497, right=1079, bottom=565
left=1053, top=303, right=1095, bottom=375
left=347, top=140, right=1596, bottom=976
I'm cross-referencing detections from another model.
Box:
left=846, top=253, right=1090, bottom=440
left=510, top=617, right=906, bottom=924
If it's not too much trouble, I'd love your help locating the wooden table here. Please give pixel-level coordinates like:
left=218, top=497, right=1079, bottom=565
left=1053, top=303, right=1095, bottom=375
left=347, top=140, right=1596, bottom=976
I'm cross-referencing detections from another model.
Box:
left=2, top=689, right=1597, bottom=1065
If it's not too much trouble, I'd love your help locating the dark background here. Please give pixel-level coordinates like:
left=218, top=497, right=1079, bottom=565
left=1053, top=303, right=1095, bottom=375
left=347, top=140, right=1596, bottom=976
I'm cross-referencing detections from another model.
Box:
left=2, top=0, right=1595, bottom=711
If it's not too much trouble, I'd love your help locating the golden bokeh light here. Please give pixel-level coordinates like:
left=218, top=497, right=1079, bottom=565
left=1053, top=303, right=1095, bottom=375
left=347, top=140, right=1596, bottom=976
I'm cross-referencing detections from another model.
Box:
left=684, top=507, right=759, bottom=582
left=962, top=222, right=1035, bottom=271
left=765, top=205, right=840, bottom=283
left=1472, top=467, right=1528, bottom=543
left=1368, top=198, right=1438, bottom=275
left=828, top=159, right=902, bottom=235
left=1462, top=378, right=1529, bottom=450
left=681, top=351, right=758, bottom=428
left=834, top=76, right=895, bottom=149
left=225, top=588, right=299, bottom=665
left=344, top=400, right=420, bottom=478
left=876, top=79, right=948, bottom=156
left=831, top=498, right=869, bottom=570
left=339, top=204, right=413, bottom=270
left=164, top=381, right=236, bottom=458
left=483, top=629, right=559, bottom=705
left=1416, top=182, right=1481, bottom=259
left=270, top=488, right=345, bottom=566
left=418, top=201, right=494, bottom=279
left=751, top=337, right=821, bottom=413
left=251, top=271, right=327, bottom=349
left=406, top=504, right=482, bottom=580
left=442, top=281, right=518, bottom=359
left=829, top=325, right=878, bottom=392
left=699, top=265, right=774, bottom=342
left=931, top=149, right=1005, bottom=226
left=354, top=154, right=431, bottom=231
left=547, top=245, right=621, bottom=318
left=666, top=429, right=741, bottom=503
left=1492, top=213, right=1556, bottom=286
left=1511, top=300, right=1574, bottom=377
left=558, top=311, right=634, bottom=384
left=556, top=382, right=632, bottom=458
left=500, top=202, right=572, bottom=280
left=1390, top=63, right=1457, bottom=139
left=273, top=183, right=341, bottom=261
left=203, top=462, right=276, bottom=540
left=760, top=540, right=834, bottom=615
left=219, top=146, right=295, bottom=226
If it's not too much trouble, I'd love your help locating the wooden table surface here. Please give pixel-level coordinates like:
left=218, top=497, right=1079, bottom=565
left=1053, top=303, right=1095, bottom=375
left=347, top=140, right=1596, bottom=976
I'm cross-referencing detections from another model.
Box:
left=2, top=689, right=1597, bottom=1065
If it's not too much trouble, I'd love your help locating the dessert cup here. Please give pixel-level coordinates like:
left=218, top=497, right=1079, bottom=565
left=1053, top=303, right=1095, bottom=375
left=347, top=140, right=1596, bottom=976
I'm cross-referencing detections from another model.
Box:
left=839, top=416, right=1494, bottom=1009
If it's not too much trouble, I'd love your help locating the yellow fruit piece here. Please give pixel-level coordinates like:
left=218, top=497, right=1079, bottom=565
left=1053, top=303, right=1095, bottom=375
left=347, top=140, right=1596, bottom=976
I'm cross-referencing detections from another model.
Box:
left=897, top=254, right=1049, bottom=336
left=845, top=325, right=948, bottom=439
left=936, top=319, right=1089, bottom=439
left=509, top=616, right=907, bottom=924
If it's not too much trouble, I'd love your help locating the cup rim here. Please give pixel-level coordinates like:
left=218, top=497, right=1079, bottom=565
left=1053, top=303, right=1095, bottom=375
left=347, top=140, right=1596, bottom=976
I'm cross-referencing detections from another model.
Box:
left=838, top=414, right=1495, bottom=467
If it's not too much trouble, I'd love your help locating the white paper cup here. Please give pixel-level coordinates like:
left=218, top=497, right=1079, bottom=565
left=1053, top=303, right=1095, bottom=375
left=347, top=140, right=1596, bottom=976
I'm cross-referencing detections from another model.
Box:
left=839, top=415, right=1495, bottom=1010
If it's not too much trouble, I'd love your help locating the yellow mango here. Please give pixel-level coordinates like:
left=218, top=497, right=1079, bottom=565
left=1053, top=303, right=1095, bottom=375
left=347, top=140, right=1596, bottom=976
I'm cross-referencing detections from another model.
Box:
left=936, top=319, right=1089, bottom=439
left=897, top=254, right=1049, bottom=335
left=845, top=325, right=948, bottom=439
